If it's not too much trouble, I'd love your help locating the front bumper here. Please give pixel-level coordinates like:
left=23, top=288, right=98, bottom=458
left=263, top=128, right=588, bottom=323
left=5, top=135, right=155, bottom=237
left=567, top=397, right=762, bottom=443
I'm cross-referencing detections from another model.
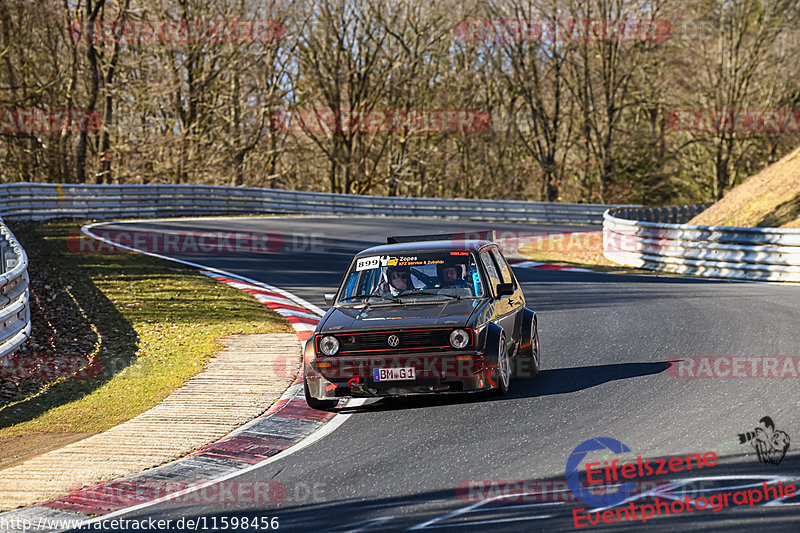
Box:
left=304, top=352, right=496, bottom=399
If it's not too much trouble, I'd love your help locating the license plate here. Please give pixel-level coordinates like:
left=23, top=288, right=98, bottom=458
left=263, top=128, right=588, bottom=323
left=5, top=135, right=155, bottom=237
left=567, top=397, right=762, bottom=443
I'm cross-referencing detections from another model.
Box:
left=373, top=367, right=416, bottom=382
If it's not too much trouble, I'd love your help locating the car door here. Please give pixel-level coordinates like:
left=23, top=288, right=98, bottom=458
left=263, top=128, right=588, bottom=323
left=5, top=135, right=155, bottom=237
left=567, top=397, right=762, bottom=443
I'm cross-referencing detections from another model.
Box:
left=490, top=247, right=525, bottom=344
left=478, top=247, right=516, bottom=344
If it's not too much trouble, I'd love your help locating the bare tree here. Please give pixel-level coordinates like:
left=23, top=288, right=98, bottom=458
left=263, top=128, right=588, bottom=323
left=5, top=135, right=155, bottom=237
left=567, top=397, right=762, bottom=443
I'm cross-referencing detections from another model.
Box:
left=669, top=0, right=798, bottom=200
left=2, top=0, right=800, bottom=208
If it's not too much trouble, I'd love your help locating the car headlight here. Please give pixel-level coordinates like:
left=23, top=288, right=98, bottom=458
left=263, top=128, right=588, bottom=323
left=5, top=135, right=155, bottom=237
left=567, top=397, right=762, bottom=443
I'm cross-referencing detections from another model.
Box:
left=450, top=329, right=469, bottom=349
left=319, top=335, right=340, bottom=356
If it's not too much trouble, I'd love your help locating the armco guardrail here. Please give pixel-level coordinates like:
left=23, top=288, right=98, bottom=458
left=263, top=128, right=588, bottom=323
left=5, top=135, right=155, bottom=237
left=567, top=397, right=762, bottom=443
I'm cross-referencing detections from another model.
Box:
left=0, top=183, right=628, bottom=225
left=603, top=206, right=800, bottom=282
left=0, top=218, right=30, bottom=362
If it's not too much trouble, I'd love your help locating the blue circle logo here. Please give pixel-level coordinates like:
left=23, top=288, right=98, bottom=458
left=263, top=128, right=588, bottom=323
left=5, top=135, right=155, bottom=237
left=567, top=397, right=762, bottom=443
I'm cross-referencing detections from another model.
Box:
left=566, top=437, right=637, bottom=508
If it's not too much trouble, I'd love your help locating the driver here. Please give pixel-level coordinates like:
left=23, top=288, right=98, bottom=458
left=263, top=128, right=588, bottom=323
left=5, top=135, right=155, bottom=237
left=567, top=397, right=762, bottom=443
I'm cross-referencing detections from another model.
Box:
left=378, top=265, right=414, bottom=296
left=437, top=262, right=469, bottom=287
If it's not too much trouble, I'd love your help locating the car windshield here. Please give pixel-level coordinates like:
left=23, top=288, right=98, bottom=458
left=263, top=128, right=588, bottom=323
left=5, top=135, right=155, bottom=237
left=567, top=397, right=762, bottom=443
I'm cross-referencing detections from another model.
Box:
left=337, top=251, right=485, bottom=304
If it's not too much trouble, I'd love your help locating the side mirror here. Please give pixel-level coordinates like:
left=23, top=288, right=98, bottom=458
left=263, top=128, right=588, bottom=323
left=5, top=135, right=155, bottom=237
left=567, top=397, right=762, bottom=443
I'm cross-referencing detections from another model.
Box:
left=496, top=283, right=514, bottom=297
left=324, top=293, right=336, bottom=305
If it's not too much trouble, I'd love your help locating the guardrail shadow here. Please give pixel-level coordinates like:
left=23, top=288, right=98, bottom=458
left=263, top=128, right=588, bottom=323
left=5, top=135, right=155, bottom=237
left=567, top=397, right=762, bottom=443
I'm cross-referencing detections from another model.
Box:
left=0, top=222, right=139, bottom=432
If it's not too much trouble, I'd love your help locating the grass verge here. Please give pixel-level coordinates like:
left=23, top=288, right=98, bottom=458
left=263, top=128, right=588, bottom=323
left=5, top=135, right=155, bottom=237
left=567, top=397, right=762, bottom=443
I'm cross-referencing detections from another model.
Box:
left=0, top=220, right=293, bottom=439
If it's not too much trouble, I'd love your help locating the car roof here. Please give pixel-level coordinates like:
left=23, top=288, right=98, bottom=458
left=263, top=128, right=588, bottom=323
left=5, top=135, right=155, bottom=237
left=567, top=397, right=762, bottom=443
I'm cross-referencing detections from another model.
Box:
left=355, top=239, right=495, bottom=257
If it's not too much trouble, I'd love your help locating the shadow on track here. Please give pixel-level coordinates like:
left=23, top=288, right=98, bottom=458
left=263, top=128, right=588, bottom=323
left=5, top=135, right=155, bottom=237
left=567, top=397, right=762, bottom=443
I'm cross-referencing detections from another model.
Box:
left=520, top=361, right=670, bottom=397
left=334, top=361, right=670, bottom=414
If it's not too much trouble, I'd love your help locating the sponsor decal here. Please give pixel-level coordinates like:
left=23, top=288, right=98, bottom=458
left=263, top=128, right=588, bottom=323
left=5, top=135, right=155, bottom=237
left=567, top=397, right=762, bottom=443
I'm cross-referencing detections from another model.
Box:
left=394, top=257, right=443, bottom=267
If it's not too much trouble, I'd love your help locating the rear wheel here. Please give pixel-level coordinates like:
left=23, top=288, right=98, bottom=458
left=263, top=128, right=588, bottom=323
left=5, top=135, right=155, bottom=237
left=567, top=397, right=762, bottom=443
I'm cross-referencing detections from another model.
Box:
left=529, top=317, right=541, bottom=377
left=495, top=334, right=511, bottom=395
left=515, top=314, right=540, bottom=378
left=304, top=379, right=338, bottom=410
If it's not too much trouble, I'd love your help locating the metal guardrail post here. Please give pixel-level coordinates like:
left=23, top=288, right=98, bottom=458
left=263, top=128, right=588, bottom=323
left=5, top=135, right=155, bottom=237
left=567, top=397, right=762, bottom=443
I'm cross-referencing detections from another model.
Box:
left=3, top=239, right=17, bottom=272
left=0, top=236, right=7, bottom=275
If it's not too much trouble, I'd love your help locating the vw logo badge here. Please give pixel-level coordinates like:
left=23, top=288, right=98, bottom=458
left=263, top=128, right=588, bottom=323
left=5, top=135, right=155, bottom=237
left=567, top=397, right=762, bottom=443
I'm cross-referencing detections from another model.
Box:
left=387, top=335, right=400, bottom=347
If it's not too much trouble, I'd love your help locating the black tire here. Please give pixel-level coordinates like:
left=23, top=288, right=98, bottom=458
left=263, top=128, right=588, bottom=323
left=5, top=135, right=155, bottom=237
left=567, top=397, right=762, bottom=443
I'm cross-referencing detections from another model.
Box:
left=304, top=379, right=338, bottom=410
left=529, top=317, right=541, bottom=377
left=494, top=333, right=511, bottom=395
left=516, top=315, right=541, bottom=378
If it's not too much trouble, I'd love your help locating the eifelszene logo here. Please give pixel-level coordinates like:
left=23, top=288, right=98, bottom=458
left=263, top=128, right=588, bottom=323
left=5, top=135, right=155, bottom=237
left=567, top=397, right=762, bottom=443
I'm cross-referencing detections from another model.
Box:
left=738, top=417, right=790, bottom=465
left=566, top=437, right=637, bottom=508
left=566, top=438, right=720, bottom=508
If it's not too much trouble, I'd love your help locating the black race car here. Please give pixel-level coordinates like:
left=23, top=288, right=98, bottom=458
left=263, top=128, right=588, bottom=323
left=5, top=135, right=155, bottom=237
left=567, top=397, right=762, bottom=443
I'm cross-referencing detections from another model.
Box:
left=303, top=232, right=540, bottom=409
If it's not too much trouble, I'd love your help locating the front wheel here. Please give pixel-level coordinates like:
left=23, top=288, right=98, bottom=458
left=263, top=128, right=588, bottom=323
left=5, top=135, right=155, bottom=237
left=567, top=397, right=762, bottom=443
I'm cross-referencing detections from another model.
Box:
left=304, top=379, right=338, bottom=410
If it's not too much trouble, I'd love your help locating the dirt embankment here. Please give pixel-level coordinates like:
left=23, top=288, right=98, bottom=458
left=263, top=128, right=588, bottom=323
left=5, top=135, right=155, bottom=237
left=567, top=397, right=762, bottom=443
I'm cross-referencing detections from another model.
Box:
left=690, top=146, right=800, bottom=228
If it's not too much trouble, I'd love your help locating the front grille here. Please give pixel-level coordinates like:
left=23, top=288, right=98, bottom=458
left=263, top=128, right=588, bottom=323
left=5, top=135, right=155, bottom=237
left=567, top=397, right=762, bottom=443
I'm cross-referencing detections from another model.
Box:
left=336, top=329, right=454, bottom=353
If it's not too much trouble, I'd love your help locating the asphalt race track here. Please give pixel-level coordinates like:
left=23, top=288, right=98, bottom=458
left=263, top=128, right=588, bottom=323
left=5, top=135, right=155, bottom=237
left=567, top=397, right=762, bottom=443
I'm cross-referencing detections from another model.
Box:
left=72, top=216, right=800, bottom=532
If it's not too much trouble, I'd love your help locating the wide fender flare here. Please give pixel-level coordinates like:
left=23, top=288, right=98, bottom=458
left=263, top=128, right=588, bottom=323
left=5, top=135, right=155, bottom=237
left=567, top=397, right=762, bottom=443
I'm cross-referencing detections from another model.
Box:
left=484, top=322, right=505, bottom=368
left=302, top=337, right=319, bottom=378
left=519, top=308, right=536, bottom=358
